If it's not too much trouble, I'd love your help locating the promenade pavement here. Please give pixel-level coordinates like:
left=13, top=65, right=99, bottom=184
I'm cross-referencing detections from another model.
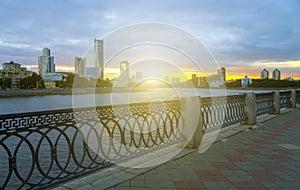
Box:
left=111, top=108, right=300, bottom=190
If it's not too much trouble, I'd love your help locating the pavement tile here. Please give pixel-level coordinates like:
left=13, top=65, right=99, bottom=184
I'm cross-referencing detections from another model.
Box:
left=235, top=162, right=265, bottom=171
left=235, top=148, right=258, bottom=155
left=211, top=161, right=240, bottom=170
left=259, top=162, right=289, bottom=170
left=244, top=154, right=273, bottom=162
left=246, top=170, right=284, bottom=181
left=195, top=170, right=228, bottom=182
left=231, top=182, right=267, bottom=189
left=173, top=181, right=207, bottom=190
left=221, top=170, right=254, bottom=182
left=224, top=154, right=250, bottom=162
left=203, top=182, right=237, bottom=190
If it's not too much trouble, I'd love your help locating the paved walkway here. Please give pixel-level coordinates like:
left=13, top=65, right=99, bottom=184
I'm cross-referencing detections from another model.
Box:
left=111, top=108, right=300, bottom=189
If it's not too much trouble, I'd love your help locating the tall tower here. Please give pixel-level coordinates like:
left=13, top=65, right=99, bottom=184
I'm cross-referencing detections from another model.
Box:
left=38, top=47, right=55, bottom=76
left=94, top=38, right=104, bottom=79
left=260, top=68, right=269, bottom=80
left=272, top=69, right=281, bottom=80
left=74, top=57, right=86, bottom=77
left=218, top=67, right=226, bottom=82
left=120, top=61, right=129, bottom=80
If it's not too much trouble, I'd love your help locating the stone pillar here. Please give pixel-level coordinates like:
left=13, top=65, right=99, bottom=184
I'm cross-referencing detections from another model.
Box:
left=290, top=90, right=296, bottom=108
left=241, top=93, right=257, bottom=125
left=181, top=96, right=202, bottom=149
left=273, top=91, right=280, bottom=114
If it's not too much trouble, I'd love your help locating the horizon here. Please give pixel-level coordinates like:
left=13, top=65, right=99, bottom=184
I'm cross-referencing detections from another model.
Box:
left=0, top=0, right=300, bottom=80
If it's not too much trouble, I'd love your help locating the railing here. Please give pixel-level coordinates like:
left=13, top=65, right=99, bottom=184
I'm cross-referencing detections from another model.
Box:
left=0, top=100, right=182, bottom=189
left=201, top=95, right=247, bottom=132
left=296, top=90, right=300, bottom=104
left=255, top=92, right=274, bottom=116
left=279, top=91, right=292, bottom=108
left=0, top=90, right=299, bottom=189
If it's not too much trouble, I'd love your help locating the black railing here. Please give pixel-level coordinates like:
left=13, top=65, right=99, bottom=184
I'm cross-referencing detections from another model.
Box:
left=200, top=95, right=247, bottom=132
left=255, top=92, right=274, bottom=116
left=280, top=91, right=292, bottom=108
left=0, top=100, right=182, bottom=189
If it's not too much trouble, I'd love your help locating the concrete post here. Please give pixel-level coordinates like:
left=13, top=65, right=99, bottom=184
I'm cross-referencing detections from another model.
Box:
left=273, top=91, right=280, bottom=114
left=290, top=90, right=296, bottom=108
left=181, top=96, right=202, bottom=149
left=241, top=93, right=257, bottom=125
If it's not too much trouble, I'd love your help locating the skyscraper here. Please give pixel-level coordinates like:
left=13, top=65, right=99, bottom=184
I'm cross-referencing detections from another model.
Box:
left=272, top=69, right=281, bottom=80
left=120, top=61, right=129, bottom=80
left=260, top=68, right=269, bottom=80
left=38, top=47, right=55, bottom=76
left=218, top=67, right=226, bottom=81
left=94, top=38, right=104, bottom=79
left=74, top=57, right=86, bottom=77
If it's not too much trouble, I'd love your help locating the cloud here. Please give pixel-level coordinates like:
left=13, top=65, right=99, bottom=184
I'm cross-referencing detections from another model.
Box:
left=0, top=0, right=299, bottom=77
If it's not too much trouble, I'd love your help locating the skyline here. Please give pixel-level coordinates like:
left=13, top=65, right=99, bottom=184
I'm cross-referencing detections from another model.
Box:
left=0, top=0, right=300, bottom=80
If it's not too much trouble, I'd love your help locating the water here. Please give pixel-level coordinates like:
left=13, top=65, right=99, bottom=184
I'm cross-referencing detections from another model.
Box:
left=0, top=88, right=271, bottom=114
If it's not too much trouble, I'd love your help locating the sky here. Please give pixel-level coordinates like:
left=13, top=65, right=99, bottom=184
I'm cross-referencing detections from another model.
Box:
left=0, top=0, right=300, bottom=80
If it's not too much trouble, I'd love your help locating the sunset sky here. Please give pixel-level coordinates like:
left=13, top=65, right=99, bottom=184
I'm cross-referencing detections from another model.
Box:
left=0, top=0, right=300, bottom=80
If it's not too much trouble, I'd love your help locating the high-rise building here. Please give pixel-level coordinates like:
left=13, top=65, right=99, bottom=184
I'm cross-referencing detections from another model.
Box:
left=218, top=67, right=226, bottom=81
left=136, top=72, right=143, bottom=82
left=272, top=69, right=281, bottom=80
left=74, top=57, right=86, bottom=77
left=120, top=61, right=129, bottom=80
left=38, top=47, right=55, bottom=76
left=191, top=74, right=198, bottom=86
left=94, top=38, right=104, bottom=79
left=260, top=68, right=269, bottom=80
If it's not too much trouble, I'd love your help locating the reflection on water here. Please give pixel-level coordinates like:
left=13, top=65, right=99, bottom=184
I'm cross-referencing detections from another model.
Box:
left=0, top=88, right=270, bottom=114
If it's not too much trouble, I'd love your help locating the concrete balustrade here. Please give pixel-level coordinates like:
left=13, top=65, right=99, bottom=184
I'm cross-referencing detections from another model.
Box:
left=182, top=96, right=203, bottom=149
left=291, top=90, right=296, bottom=108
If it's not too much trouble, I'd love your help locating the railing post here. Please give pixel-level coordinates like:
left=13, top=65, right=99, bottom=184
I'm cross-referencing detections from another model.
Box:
left=273, top=91, right=280, bottom=114
left=290, top=90, right=296, bottom=108
left=182, top=96, right=202, bottom=149
left=242, top=93, right=256, bottom=125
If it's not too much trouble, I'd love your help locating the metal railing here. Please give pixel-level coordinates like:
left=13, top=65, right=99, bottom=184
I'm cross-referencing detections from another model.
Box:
left=0, top=100, right=182, bottom=189
left=200, top=95, right=247, bottom=132
left=255, top=92, right=274, bottom=116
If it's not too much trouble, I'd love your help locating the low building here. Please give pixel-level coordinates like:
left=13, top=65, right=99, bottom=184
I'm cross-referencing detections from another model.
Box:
left=0, top=61, right=34, bottom=89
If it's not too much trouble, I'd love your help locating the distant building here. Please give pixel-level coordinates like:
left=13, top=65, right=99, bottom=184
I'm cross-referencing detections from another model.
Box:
left=260, top=68, right=269, bottom=80
left=171, top=77, right=180, bottom=87
left=0, top=61, right=34, bottom=89
left=94, top=38, right=104, bottom=79
left=218, top=67, right=226, bottom=81
left=162, top=76, right=169, bottom=83
left=285, top=77, right=294, bottom=81
left=136, top=72, right=143, bottom=82
left=114, top=61, right=130, bottom=87
left=241, top=76, right=252, bottom=88
left=120, top=61, right=129, bottom=80
left=38, top=47, right=55, bottom=76
left=74, top=57, right=86, bottom=77
left=272, top=69, right=281, bottom=80
left=86, top=67, right=101, bottom=78
left=191, top=74, right=198, bottom=86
